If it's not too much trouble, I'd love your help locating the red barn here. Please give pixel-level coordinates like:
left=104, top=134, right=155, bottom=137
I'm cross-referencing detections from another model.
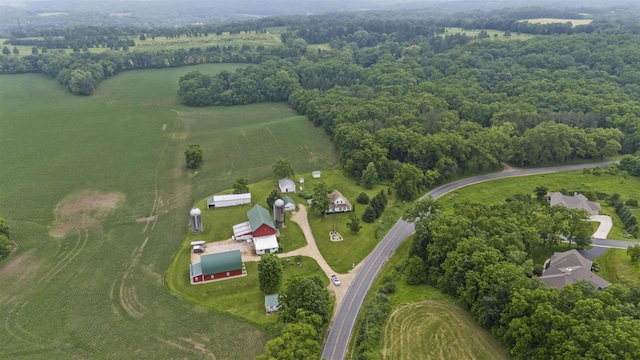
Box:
left=190, top=250, right=246, bottom=285
left=247, top=205, right=276, bottom=238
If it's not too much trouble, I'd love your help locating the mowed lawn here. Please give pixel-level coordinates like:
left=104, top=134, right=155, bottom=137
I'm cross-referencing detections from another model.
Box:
left=596, top=249, right=640, bottom=284
left=0, top=64, right=338, bottom=359
left=381, top=301, right=510, bottom=360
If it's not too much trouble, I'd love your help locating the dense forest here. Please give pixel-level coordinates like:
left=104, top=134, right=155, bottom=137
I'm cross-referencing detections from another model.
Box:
left=177, top=12, right=640, bottom=197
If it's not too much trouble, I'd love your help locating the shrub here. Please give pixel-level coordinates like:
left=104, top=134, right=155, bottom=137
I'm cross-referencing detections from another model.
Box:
left=362, top=206, right=376, bottom=223
left=626, top=199, right=638, bottom=207
left=357, top=192, right=370, bottom=204
left=298, top=189, right=313, bottom=199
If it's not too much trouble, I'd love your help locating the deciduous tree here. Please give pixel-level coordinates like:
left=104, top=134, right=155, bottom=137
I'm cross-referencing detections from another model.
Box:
left=184, top=144, right=203, bottom=169
left=258, top=253, right=283, bottom=294
left=310, top=182, right=330, bottom=216
left=272, top=157, right=295, bottom=179
left=346, top=212, right=362, bottom=234
left=266, top=189, right=282, bottom=209
left=360, top=161, right=378, bottom=189
left=232, top=178, right=249, bottom=194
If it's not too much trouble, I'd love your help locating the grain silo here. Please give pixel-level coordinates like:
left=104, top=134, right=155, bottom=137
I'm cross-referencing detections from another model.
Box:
left=273, top=199, right=285, bottom=229
left=189, top=207, right=203, bottom=233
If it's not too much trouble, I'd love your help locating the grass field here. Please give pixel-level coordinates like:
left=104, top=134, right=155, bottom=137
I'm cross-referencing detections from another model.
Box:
left=381, top=301, right=510, bottom=360
left=518, top=18, right=593, bottom=26
left=1, top=28, right=284, bottom=57
left=443, top=27, right=533, bottom=40
left=596, top=249, right=640, bottom=284
left=439, top=170, right=640, bottom=240
left=0, top=63, right=338, bottom=359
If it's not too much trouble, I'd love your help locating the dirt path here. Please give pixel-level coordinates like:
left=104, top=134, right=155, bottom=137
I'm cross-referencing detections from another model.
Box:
left=238, top=205, right=361, bottom=308
left=500, top=162, right=518, bottom=172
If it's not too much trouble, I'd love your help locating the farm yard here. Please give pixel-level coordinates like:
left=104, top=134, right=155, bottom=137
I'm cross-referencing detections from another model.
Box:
left=0, top=63, right=338, bottom=359
left=381, top=301, right=510, bottom=360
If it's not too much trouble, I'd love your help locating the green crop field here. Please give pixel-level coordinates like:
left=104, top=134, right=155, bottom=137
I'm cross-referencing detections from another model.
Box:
left=0, top=63, right=338, bottom=359
left=381, top=301, right=510, bottom=360
left=439, top=170, right=640, bottom=240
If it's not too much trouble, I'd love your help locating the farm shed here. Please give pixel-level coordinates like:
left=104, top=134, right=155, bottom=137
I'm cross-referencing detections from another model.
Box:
left=207, top=193, right=251, bottom=209
left=265, top=294, right=280, bottom=314
left=232, top=221, right=253, bottom=241
left=283, top=195, right=296, bottom=211
left=312, top=171, right=321, bottom=178
left=254, top=235, right=279, bottom=255
left=190, top=250, right=246, bottom=285
left=327, top=190, right=352, bottom=213
left=247, top=205, right=277, bottom=237
left=278, top=178, right=296, bottom=193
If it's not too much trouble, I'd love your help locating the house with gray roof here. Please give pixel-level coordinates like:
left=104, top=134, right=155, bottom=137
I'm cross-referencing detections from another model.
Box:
left=547, top=192, right=600, bottom=215
left=539, top=249, right=611, bottom=290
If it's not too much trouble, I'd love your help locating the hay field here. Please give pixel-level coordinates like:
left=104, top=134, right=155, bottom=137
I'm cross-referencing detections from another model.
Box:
left=519, top=18, right=593, bottom=26
left=0, top=63, right=338, bottom=359
left=381, top=301, right=510, bottom=360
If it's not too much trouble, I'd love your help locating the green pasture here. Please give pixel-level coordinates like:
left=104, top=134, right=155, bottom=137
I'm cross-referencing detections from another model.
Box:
left=1, top=29, right=283, bottom=57
left=596, top=249, right=640, bottom=284
left=0, top=63, right=338, bottom=358
left=442, top=27, right=533, bottom=40
left=439, top=170, right=640, bottom=240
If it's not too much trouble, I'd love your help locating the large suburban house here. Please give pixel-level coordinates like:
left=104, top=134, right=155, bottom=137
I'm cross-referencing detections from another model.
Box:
left=547, top=192, right=600, bottom=215
left=327, top=190, right=352, bottom=213
left=539, top=249, right=611, bottom=290
left=232, top=205, right=279, bottom=254
left=190, top=249, right=246, bottom=285
left=278, top=178, right=296, bottom=193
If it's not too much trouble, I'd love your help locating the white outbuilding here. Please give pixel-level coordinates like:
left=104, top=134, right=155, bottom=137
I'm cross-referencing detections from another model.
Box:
left=207, top=193, right=251, bottom=209
left=253, top=234, right=279, bottom=255
left=278, top=178, right=296, bottom=193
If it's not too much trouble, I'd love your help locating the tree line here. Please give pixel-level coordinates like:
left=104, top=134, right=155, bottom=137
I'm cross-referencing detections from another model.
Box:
left=0, top=43, right=291, bottom=95
left=392, top=196, right=640, bottom=360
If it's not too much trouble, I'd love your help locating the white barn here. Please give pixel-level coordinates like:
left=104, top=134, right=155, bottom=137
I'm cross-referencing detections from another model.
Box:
left=278, top=178, right=296, bottom=193
left=254, top=234, right=279, bottom=255
left=207, top=193, right=251, bottom=209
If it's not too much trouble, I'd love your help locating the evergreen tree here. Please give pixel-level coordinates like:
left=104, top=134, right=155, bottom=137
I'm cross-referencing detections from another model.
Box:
left=360, top=161, right=378, bottom=189
left=362, top=206, right=376, bottom=223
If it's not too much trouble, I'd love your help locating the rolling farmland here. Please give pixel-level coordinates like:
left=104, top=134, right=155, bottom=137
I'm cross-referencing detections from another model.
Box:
left=0, top=63, right=338, bottom=359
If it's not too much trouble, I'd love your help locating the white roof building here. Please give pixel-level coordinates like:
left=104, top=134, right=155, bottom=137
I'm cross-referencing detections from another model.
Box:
left=278, top=178, right=296, bottom=193
left=253, top=234, right=279, bottom=255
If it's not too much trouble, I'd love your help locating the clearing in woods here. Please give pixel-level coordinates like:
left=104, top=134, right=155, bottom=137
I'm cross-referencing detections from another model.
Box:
left=0, top=63, right=338, bottom=359
left=518, top=18, right=593, bottom=26
left=381, top=301, right=510, bottom=360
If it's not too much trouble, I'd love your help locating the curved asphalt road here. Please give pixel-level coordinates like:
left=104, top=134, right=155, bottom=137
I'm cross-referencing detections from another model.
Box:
left=321, top=161, right=615, bottom=360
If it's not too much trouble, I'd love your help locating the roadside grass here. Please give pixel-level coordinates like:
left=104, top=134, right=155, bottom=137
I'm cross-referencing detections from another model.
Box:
left=0, top=63, right=337, bottom=359
left=166, top=250, right=327, bottom=325
left=302, top=169, right=403, bottom=274
left=596, top=249, right=640, bottom=284
left=439, top=170, right=640, bottom=240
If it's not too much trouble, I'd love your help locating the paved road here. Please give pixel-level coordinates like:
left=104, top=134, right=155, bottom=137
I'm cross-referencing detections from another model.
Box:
left=321, top=161, right=614, bottom=360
